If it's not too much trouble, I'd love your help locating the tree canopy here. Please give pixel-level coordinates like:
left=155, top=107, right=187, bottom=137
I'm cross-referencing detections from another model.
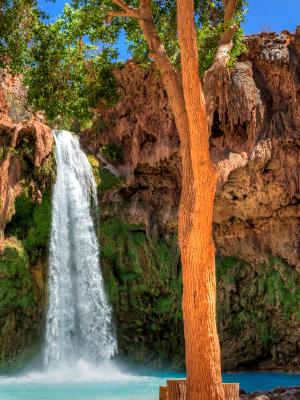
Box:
left=0, top=0, right=247, bottom=128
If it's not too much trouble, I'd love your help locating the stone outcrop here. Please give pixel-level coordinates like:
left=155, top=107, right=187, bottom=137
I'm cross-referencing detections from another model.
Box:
left=81, top=30, right=300, bottom=370
left=83, top=31, right=300, bottom=269
left=0, top=75, right=53, bottom=371
left=240, top=386, right=300, bottom=400
left=0, top=76, right=53, bottom=251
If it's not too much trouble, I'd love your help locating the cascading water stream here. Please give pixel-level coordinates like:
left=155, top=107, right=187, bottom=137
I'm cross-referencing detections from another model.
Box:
left=44, top=130, right=117, bottom=368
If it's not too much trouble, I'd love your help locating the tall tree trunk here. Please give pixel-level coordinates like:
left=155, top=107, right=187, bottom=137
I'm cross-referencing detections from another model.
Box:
left=139, top=1, right=224, bottom=398
left=176, top=0, right=225, bottom=399
left=109, top=1, right=227, bottom=398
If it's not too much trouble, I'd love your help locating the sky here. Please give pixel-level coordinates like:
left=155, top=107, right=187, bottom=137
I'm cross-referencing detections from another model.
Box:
left=37, top=0, right=300, bottom=59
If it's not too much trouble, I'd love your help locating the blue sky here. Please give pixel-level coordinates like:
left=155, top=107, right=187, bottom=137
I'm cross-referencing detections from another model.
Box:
left=37, top=0, right=300, bottom=59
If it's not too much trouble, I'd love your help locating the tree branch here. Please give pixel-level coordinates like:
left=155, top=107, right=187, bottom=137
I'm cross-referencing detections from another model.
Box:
left=108, top=0, right=139, bottom=21
left=106, top=0, right=190, bottom=155
left=137, top=0, right=189, bottom=144
left=107, top=10, right=138, bottom=22
left=112, top=0, right=136, bottom=13
left=222, top=0, right=238, bottom=22
left=212, top=0, right=238, bottom=66
left=203, top=0, right=238, bottom=128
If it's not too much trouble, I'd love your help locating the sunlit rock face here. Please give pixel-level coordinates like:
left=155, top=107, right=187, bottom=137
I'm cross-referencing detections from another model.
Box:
left=0, top=72, right=55, bottom=371
left=82, top=30, right=300, bottom=370
left=0, top=112, right=53, bottom=251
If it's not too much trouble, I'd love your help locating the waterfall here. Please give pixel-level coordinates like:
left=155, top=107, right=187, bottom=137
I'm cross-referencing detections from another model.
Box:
left=44, top=130, right=117, bottom=368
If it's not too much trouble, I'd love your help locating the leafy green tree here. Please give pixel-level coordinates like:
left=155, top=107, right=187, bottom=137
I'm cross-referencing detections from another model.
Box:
left=1, top=0, right=246, bottom=128
left=25, top=3, right=120, bottom=128
left=0, top=0, right=42, bottom=73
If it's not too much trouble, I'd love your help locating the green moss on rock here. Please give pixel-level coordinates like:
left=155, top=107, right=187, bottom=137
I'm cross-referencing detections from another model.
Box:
left=217, top=256, right=300, bottom=369
left=100, top=217, right=183, bottom=368
left=99, top=169, right=122, bottom=192
left=6, top=191, right=52, bottom=261
left=0, top=239, right=42, bottom=372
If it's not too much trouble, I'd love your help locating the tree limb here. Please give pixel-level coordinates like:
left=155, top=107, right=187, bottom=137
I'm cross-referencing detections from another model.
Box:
left=112, top=0, right=137, bottom=13
left=214, top=0, right=238, bottom=64
left=108, top=0, right=139, bottom=20
left=106, top=0, right=190, bottom=161
left=222, top=0, right=238, bottom=22
left=107, top=10, right=138, bottom=22
left=203, top=0, right=238, bottom=128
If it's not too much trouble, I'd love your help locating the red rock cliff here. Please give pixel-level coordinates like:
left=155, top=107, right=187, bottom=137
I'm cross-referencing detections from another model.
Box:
left=0, top=72, right=53, bottom=251
left=81, top=30, right=300, bottom=370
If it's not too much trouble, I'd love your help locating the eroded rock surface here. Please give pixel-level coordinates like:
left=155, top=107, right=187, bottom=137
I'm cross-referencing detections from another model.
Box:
left=0, top=81, right=53, bottom=251
left=81, top=31, right=300, bottom=370
left=0, top=77, right=54, bottom=371
left=241, top=386, right=300, bottom=400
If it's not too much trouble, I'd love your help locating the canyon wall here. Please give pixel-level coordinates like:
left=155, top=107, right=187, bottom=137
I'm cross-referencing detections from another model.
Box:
left=81, top=30, right=300, bottom=371
left=0, top=31, right=299, bottom=372
left=0, top=72, right=54, bottom=370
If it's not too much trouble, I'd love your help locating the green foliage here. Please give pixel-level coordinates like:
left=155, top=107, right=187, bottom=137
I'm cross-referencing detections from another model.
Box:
left=100, top=216, right=183, bottom=367
left=216, top=255, right=240, bottom=283
left=197, top=0, right=248, bottom=75
left=0, top=239, right=36, bottom=316
left=217, top=255, right=300, bottom=357
left=101, top=143, right=122, bottom=163
left=99, top=169, right=122, bottom=192
left=264, top=260, right=300, bottom=320
left=26, top=193, right=52, bottom=254
left=6, top=191, right=52, bottom=261
left=0, top=0, right=42, bottom=73
left=227, top=26, right=248, bottom=68
left=260, top=322, right=278, bottom=349
left=25, top=7, right=120, bottom=127
left=1, top=0, right=248, bottom=126
left=0, top=238, right=42, bottom=372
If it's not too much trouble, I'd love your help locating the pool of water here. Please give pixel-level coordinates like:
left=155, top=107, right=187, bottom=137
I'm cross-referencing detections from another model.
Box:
left=0, top=361, right=299, bottom=400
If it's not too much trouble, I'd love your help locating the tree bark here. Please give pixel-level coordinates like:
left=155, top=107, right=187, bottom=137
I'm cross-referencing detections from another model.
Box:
left=223, top=383, right=240, bottom=400
left=109, top=1, right=229, bottom=399
left=167, top=379, right=186, bottom=400
left=176, top=1, right=225, bottom=399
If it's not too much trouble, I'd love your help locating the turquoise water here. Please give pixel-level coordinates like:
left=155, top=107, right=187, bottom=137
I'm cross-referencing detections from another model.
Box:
left=0, top=362, right=299, bottom=400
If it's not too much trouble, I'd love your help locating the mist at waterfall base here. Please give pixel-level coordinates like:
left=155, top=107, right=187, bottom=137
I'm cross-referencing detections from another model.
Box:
left=0, top=131, right=299, bottom=399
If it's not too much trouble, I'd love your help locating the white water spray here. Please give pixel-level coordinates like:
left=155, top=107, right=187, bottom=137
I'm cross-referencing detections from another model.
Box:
left=44, top=130, right=117, bottom=368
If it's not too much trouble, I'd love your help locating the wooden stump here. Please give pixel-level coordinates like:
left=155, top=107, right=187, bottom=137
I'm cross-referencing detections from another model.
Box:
left=159, top=386, right=168, bottom=400
left=223, top=383, right=239, bottom=400
left=159, top=380, right=239, bottom=400
left=167, top=379, right=186, bottom=400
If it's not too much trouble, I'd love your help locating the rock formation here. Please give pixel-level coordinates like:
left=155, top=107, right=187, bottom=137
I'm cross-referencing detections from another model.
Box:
left=81, top=30, right=300, bottom=370
left=0, top=30, right=299, bottom=373
left=0, top=72, right=54, bottom=370
left=241, top=386, right=300, bottom=400
left=0, top=71, right=53, bottom=251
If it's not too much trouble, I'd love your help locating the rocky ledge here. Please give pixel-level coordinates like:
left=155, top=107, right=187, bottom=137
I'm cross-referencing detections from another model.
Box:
left=241, top=386, right=300, bottom=399
left=0, top=71, right=54, bottom=251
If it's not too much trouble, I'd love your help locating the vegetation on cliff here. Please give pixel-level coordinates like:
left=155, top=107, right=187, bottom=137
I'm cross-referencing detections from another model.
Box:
left=7, top=191, right=52, bottom=261
left=100, top=216, right=183, bottom=367
left=0, top=239, right=41, bottom=371
left=0, top=187, right=51, bottom=371
left=217, top=256, right=300, bottom=370
left=0, top=132, right=55, bottom=371
left=99, top=213, right=300, bottom=370
left=92, top=157, right=300, bottom=371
